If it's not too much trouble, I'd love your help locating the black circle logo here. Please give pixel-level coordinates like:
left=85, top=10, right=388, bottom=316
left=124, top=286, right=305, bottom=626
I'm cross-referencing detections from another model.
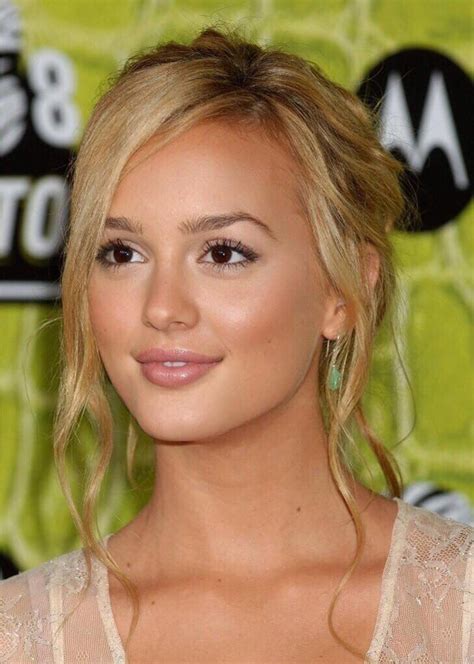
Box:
left=357, top=48, right=473, bottom=232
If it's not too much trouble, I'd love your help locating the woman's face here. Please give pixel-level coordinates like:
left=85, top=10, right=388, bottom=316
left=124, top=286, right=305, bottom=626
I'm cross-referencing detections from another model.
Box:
left=88, top=120, right=341, bottom=441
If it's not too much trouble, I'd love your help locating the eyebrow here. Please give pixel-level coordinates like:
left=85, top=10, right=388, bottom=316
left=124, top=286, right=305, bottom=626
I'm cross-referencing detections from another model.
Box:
left=104, top=212, right=278, bottom=240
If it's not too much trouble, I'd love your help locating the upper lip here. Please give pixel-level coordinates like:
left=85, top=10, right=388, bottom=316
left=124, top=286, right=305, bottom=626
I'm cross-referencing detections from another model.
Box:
left=136, top=348, right=223, bottom=364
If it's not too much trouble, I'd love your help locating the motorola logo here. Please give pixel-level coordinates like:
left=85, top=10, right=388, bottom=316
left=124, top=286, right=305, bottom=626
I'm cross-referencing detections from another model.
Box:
left=357, top=48, right=473, bottom=232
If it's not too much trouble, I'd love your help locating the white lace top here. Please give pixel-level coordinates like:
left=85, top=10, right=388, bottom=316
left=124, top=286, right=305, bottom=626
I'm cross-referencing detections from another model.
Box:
left=0, top=497, right=473, bottom=663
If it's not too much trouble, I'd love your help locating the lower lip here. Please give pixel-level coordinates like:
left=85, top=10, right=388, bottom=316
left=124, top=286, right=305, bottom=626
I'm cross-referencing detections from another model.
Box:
left=139, top=361, right=221, bottom=387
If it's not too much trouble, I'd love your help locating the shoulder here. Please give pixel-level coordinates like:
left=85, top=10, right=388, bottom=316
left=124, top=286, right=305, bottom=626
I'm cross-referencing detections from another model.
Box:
left=396, top=498, right=473, bottom=594
left=0, top=548, right=90, bottom=663
left=367, top=499, right=473, bottom=663
left=393, top=500, right=472, bottom=652
left=397, top=497, right=474, bottom=560
left=0, top=547, right=90, bottom=599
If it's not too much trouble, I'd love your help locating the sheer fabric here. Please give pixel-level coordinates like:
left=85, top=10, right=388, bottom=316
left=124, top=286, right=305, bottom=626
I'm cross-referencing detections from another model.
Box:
left=1, top=497, right=472, bottom=663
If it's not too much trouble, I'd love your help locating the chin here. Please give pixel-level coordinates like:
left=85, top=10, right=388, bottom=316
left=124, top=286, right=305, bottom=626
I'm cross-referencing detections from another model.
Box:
left=130, top=404, right=223, bottom=443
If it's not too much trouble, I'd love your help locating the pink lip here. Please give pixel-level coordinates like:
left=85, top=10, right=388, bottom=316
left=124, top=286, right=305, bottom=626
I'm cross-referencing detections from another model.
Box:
left=139, top=360, right=221, bottom=388
left=136, top=348, right=222, bottom=363
left=135, top=347, right=223, bottom=388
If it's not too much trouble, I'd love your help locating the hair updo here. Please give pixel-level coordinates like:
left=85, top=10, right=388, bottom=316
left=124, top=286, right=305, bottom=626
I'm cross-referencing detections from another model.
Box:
left=55, top=23, right=406, bottom=658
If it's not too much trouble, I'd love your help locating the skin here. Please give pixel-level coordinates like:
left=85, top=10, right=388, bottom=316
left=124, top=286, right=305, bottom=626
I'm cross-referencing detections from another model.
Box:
left=87, top=119, right=398, bottom=662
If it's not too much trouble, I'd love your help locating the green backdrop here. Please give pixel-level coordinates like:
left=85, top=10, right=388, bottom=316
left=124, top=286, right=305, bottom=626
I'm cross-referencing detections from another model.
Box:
left=1, top=0, right=472, bottom=570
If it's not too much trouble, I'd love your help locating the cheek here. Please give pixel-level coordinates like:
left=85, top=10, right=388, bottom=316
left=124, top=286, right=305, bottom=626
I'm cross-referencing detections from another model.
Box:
left=87, top=278, right=137, bottom=359
left=215, top=265, right=325, bottom=388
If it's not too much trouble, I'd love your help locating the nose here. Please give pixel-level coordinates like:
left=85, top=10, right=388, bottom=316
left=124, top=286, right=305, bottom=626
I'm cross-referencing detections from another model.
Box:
left=141, top=262, right=198, bottom=331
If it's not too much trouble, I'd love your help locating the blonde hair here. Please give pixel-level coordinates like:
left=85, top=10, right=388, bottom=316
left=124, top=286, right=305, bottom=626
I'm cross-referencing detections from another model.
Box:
left=55, top=23, right=406, bottom=659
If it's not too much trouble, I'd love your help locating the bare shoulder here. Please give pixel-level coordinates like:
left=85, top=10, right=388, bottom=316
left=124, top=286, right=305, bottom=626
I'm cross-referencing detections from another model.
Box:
left=348, top=488, right=400, bottom=568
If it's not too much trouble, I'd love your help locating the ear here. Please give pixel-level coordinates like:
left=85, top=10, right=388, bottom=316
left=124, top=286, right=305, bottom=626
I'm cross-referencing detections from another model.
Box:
left=321, top=242, right=380, bottom=341
left=363, top=241, right=380, bottom=293
left=321, top=290, right=348, bottom=341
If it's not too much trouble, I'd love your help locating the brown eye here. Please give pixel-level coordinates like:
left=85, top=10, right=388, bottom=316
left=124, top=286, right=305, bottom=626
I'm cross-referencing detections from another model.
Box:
left=96, top=240, right=145, bottom=269
left=200, top=238, right=260, bottom=272
left=211, top=246, right=233, bottom=264
left=113, top=246, right=134, bottom=263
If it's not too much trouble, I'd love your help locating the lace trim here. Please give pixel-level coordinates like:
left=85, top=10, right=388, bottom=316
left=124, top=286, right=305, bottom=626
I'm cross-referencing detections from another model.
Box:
left=400, top=504, right=472, bottom=609
left=462, top=546, right=474, bottom=662
left=0, top=548, right=91, bottom=664
left=95, top=535, right=127, bottom=664
left=370, top=501, right=473, bottom=663
left=365, top=496, right=407, bottom=663
left=0, top=591, right=51, bottom=662
left=43, top=549, right=88, bottom=596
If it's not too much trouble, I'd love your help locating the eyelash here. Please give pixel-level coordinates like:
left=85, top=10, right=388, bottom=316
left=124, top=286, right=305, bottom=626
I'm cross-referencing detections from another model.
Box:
left=95, top=237, right=260, bottom=272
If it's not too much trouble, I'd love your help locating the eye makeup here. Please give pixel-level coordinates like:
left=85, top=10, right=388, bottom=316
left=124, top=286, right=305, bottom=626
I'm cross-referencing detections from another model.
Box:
left=95, top=237, right=260, bottom=272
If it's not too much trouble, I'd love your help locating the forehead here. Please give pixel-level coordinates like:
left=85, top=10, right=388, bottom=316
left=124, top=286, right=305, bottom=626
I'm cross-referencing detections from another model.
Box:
left=109, top=120, right=310, bottom=240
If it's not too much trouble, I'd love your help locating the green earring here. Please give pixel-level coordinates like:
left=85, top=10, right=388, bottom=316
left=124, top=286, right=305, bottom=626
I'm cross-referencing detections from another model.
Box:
left=328, top=364, right=342, bottom=391
left=326, top=335, right=342, bottom=391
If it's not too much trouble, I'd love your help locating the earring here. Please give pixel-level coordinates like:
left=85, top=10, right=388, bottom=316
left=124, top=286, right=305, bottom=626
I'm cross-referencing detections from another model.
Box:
left=326, top=335, right=342, bottom=391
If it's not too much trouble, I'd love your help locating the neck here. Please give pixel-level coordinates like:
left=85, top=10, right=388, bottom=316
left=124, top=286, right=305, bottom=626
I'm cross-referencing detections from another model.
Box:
left=122, top=385, right=375, bottom=579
